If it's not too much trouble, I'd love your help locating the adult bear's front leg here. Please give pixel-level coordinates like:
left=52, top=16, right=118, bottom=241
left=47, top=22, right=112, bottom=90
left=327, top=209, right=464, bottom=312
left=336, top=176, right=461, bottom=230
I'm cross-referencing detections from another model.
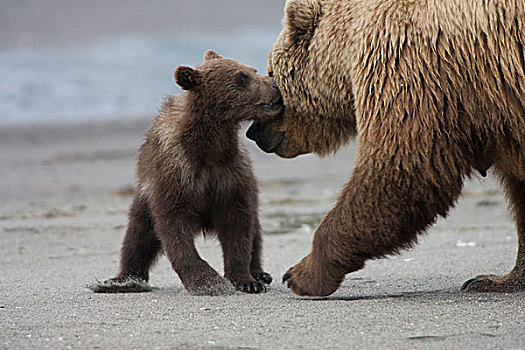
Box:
left=283, top=151, right=466, bottom=296
left=282, top=198, right=366, bottom=297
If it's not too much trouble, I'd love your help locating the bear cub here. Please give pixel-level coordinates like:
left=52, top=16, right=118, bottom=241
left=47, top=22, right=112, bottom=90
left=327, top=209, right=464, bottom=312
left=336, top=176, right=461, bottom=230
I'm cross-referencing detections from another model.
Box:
left=92, top=50, right=281, bottom=295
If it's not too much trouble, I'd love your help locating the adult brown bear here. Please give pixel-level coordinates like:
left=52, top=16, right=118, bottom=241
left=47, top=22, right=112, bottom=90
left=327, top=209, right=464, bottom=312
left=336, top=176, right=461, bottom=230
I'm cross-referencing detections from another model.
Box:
left=247, top=0, right=525, bottom=296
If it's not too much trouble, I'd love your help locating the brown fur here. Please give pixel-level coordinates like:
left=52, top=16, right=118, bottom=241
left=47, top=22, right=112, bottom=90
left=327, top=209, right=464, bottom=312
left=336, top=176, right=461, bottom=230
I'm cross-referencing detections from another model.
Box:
left=247, top=0, right=525, bottom=296
left=93, top=50, right=280, bottom=295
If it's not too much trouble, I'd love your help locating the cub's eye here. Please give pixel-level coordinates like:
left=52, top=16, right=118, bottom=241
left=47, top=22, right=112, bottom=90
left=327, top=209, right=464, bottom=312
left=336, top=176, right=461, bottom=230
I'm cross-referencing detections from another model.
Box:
left=236, top=73, right=250, bottom=87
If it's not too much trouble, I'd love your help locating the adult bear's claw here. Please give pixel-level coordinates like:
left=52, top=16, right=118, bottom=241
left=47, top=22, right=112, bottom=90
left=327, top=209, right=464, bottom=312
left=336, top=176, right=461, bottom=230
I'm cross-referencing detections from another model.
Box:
left=461, top=278, right=484, bottom=291
left=282, top=268, right=293, bottom=286
left=460, top=273, right=525, bottom=292
left=282, top=256, right=347, bottom=297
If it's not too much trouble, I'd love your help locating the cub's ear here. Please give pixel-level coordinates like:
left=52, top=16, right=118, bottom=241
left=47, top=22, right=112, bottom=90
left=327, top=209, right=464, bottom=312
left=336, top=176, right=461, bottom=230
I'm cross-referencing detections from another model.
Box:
left=204, top=49, right=223, bottom=61
left=285, top=0, right=323, bottom=45
left=174, top=66, right=202, bottom=90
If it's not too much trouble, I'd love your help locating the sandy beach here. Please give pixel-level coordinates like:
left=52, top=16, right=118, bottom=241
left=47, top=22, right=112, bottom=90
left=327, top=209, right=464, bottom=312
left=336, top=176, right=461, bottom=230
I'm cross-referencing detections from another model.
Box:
left=1, top=118, right=524, bottom=350
left=1, top=0, right=524, bottom=349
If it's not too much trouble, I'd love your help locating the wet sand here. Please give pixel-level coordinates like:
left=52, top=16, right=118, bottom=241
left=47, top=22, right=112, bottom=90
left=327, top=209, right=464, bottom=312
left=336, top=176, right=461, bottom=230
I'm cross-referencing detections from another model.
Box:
left=1, top=118, right=524, bottom=350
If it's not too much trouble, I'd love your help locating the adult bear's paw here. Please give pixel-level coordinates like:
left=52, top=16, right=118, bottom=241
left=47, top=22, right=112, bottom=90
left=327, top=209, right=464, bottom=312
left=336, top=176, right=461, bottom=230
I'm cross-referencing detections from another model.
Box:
left=282, top=256, right=342, bottom=297
left=461, top=273, right=525, bottom=293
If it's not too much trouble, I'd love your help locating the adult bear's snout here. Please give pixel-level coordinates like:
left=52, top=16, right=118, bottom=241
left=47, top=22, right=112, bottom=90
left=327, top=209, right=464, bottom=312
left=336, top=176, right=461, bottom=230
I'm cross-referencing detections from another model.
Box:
left=246, top=122, right=285, bottom=154
left=246, top=122, right=258, bottom=142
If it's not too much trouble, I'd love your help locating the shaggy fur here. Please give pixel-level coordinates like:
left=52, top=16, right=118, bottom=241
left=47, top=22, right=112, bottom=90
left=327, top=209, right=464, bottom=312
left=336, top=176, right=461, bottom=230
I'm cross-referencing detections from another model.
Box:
left=93, top=50, right=280, bottom=295
left=247, top=0, right=525, bottom=296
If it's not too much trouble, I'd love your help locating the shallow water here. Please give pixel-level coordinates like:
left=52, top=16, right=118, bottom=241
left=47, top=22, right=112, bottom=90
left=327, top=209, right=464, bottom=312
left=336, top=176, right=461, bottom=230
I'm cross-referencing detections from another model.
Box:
left=0, top=28, right=280, bottom=125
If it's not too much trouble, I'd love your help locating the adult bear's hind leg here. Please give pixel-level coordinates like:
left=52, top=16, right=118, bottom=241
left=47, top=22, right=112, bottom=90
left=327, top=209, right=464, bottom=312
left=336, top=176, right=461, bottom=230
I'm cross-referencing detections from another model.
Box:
left=462, top=169, right=525, bottom=292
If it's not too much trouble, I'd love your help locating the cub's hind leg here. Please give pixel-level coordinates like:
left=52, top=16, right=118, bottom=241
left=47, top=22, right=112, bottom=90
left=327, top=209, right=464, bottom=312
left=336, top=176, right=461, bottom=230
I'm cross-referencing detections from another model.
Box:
left=92, top=194, right=161, bottom=293
left=151, top=199, right=234, bottom=296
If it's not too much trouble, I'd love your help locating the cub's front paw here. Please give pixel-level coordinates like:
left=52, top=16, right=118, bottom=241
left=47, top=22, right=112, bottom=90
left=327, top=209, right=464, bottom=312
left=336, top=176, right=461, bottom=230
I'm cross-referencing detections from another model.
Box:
left=239, top=280, right=267, bottom=294
left=227, top=273, right=268, bottom=294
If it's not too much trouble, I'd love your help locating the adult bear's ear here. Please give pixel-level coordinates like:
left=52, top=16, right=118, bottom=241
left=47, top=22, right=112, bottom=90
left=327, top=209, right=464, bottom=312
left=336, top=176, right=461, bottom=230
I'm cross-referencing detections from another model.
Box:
left=285, top=0, right=322, bottom=45
left=204, top=49, right=223, bottom=61
left=174, top=66, right=202, bottom=90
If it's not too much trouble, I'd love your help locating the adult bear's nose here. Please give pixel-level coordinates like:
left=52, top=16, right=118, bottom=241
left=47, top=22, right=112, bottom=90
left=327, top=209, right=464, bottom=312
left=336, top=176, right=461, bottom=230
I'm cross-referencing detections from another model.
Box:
left=246, top=122, right=258, bottom=142
left=246, top=121, right=285, bottom=154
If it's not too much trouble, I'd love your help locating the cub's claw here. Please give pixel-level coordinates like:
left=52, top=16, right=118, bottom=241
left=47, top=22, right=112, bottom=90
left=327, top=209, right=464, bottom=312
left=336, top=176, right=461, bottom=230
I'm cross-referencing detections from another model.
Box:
left=253, top=272, right=273, bottom=285
left=228, top=272, right=269, bottom=294
left=240, top=281, right=267, bottom=294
